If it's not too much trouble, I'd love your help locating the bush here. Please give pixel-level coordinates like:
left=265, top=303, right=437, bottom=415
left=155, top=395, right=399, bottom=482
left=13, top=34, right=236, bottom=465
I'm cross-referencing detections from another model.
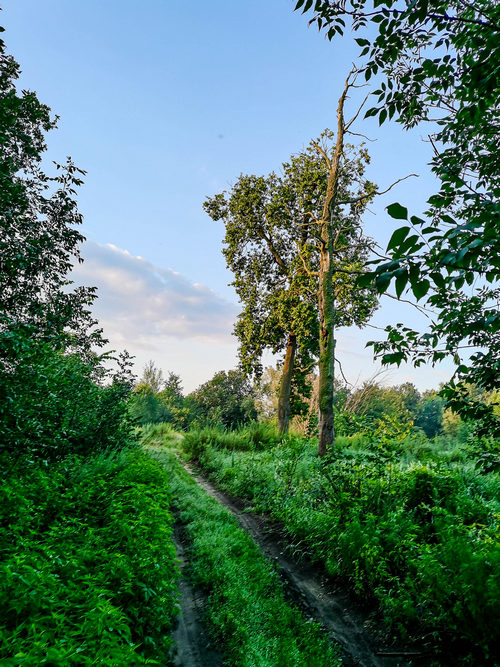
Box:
left=0, top=449, right=179, bottom=665
left=0, top=332, right=135, bottom=461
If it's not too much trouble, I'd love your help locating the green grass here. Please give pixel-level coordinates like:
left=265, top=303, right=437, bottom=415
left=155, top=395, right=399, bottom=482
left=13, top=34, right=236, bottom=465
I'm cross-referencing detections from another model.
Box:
left=0, top=448, right=179, bottom=665
left=147, top=429, right=340, bottom=667
left=179, top=422, right=500, bottom=661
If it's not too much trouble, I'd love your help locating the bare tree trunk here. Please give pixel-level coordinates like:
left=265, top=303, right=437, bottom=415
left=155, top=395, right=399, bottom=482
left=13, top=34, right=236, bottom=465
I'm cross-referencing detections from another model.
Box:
left=316, top=77, right=349, bottom=457
left=318, top=248, right=335, bottom=456
left=278, top=332, right=297, bottom=435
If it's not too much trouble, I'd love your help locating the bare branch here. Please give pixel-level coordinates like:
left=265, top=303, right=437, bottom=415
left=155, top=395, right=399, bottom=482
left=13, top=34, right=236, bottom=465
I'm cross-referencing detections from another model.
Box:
left=335, top=355, right=351, bottom=386
left=311, top=140, right=331, bottom=170
left=346, top=130, right=376, bottom=142
left=340, top=173, right=418, bottom=207
left=296, top=244, right=320, bottom=277
left=345, top=93, right=370, bottom=130
left=382, top=291, right=433, bottom=317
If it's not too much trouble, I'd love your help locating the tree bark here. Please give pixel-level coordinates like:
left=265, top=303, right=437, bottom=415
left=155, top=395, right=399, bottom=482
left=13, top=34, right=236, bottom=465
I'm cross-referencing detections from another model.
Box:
left=318, top=247, right=335, bottom=456
left=316, top=76, right=349, bottom=456
left=277, top=332, right=297, bottom=435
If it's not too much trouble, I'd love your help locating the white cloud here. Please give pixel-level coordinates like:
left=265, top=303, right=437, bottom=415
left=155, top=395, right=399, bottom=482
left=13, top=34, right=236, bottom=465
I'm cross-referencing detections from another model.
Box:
left=70, top=240, right=454, bottom=394
left=72, top=240, right=238, bottom=345
left=70, top=240, right=240, bottom=391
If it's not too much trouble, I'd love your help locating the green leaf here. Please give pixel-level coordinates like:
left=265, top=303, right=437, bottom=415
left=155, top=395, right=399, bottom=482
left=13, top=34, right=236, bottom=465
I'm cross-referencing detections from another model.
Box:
left=395, top=270, right=408, bottom=298
left=412, top=278, right=430, bottom=300
left=356, top=272, right=375, bottom=288
left=382, top=352, right=405, bottom=365
left=386, top=202, right=408, bottom=220
left=375, top=272, right=392, bottom=293
left=387, top=226, right=410, bottom=251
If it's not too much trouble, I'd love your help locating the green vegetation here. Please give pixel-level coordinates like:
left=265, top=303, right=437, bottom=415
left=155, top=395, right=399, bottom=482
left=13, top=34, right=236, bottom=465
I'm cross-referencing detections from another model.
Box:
left=0, top=18, right=135, bottom=464
left=0, top=448, right=179, bottom=665
left=147, top=427, right=340, bottom=667
left=0, top=24, right=180, bottom=667
left=182, top=421, right=500, bottom=660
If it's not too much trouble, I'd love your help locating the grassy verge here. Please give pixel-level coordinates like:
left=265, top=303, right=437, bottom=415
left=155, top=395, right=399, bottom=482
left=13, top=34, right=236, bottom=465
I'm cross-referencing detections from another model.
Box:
left=147, top=427, right=340, bottom=667
left=181, top=423, right=500, bottom=661
left=0, top=448, right=179, bottom=665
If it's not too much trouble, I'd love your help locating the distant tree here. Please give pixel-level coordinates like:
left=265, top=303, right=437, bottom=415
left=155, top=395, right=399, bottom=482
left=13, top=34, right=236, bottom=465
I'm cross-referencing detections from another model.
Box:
left=189, top=369, right=257, bottom=429
left=350, top=383, right=404, bottom=423
left=160, top=372, right=184, bottom=408
left=253, top=366, right=281, bottom=422
left=415, top=391, right=445, bottom=439
left=135, top=360, right=165, bottom=394
left=129, top=364, right=188, bottom=427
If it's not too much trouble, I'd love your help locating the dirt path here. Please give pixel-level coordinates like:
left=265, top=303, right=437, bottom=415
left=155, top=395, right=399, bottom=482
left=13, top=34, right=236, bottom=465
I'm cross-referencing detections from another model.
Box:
left=170, top=523, right=224, bottom=667
left=182, top=461, right=430, bottom=667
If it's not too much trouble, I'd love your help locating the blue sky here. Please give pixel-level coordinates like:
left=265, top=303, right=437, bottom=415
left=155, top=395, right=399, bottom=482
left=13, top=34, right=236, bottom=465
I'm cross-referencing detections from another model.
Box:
left=2, top=0, right=454, bottom=392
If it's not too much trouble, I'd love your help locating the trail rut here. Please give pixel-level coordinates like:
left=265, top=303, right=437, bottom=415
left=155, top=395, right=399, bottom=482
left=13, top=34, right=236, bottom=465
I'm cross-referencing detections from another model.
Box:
left=170, top=524, right=224, bottom=667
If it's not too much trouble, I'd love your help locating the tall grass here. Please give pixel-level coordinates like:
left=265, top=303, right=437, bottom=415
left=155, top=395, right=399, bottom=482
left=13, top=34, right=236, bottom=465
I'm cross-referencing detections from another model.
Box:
left=147, top=428, right=340, bottom=667
left=179, top=422, right=500, bottom=661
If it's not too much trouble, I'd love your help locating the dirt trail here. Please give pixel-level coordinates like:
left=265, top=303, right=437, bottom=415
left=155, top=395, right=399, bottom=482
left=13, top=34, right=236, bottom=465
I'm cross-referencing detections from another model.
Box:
left=170, top=524, right=224, bottom=667
left=183, top=461, right=430, bottom=667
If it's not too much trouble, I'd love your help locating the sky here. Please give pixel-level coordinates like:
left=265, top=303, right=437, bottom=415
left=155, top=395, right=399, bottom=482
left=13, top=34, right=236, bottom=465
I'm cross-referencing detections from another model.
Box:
left=2, top=0, right=455, bottom=393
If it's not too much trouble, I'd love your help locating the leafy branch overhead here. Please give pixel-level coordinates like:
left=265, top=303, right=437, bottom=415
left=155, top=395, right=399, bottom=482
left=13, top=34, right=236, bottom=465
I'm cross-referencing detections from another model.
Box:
left=297, top=0, right=500, bottom=433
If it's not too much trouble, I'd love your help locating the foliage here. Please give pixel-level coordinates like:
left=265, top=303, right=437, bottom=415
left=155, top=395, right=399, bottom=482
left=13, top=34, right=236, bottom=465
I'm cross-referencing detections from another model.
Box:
left=0, top=330, right=135, bottom=461
left=414, top=391, right=446, bottom=438
left=148, top=431, right=340, bottom=667
left=0, top=24, right=134, bottom=460
left=129, top=361, right=192, bottom=429
left=188, top=369, right=257, bottom=429
left=182, top=423, right=500, bottom=659
left=297, top=0, right=500, bottom=431
left=0, top=449, right=179, bottom=664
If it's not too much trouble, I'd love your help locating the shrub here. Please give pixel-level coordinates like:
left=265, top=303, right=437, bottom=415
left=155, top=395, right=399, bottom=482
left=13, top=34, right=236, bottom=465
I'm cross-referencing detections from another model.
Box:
left=0, top=449, right=179, bottom=664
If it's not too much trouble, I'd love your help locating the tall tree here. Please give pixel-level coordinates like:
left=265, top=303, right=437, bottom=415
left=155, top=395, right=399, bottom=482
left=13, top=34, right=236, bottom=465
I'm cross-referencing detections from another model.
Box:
left=0, top=25, right=133, bottom=459
left=300, top=86, right=378, bottom=455
left=204, top=133, right=377, bottom=438
left=297, top=0, right=500, bottom=434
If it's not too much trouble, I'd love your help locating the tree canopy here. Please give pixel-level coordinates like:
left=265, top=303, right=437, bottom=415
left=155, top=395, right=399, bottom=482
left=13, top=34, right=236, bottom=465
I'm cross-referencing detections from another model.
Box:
left=0, top=25, right=134, bottom=460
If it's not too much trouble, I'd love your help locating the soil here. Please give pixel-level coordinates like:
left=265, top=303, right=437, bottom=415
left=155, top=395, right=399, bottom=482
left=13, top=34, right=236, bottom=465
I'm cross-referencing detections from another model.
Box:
left=170, top=523, right=224, bottom=667
left=180, top=460, right=437, bottom=667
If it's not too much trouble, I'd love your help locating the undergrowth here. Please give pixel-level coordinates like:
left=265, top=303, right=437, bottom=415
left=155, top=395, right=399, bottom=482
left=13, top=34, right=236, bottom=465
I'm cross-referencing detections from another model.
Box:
left=0, top=448, right=179, bottom=665
left=147, top=429, right=340, bottom=667
left=180, top=422, right=500, bottom=663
